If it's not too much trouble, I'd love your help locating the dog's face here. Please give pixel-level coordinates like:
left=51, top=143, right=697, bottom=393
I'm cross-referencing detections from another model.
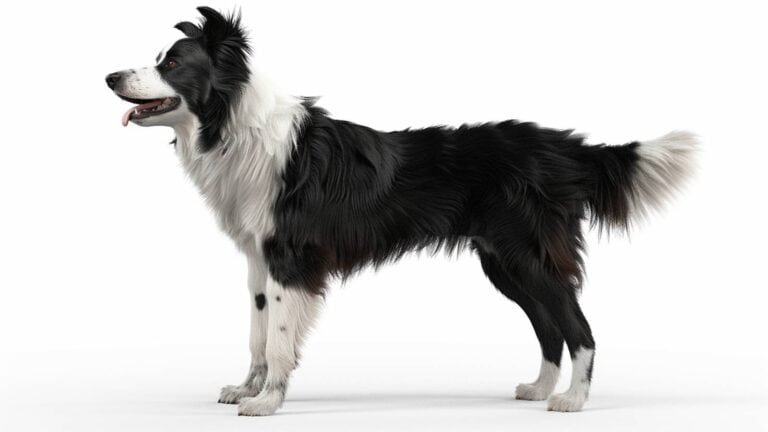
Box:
left=106, top=7, right=251, bottom=152
left=105, top=39, right=208, bottom=128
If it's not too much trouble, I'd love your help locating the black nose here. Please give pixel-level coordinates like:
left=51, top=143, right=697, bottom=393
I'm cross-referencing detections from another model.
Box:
left=105, top=72, right=122, bottom=90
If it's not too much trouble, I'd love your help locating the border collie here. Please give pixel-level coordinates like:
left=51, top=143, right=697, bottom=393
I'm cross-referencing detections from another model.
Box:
left=106, top=7, right=697, bottom=416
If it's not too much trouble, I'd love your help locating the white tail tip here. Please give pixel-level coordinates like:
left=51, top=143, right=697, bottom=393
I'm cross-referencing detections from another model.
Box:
left=631, top=131, right=699, bottom=224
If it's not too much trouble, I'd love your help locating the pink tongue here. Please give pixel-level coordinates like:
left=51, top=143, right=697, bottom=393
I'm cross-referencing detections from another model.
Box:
left=121, top=99, right=164, bottom=127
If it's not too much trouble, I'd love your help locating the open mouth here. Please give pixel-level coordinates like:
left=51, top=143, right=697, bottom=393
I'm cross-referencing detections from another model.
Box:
left=118, top=94, right=181, bottom=126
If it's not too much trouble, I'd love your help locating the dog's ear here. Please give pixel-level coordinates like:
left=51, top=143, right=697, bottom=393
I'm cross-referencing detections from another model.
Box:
left=193, top=6, right=252, bottom=153
left=197, top=6, right=250, bottom=57
left=174, top=21, right=203, bottom=38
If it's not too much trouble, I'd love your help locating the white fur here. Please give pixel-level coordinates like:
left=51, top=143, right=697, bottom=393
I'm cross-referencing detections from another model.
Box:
left=117, top=66, right=187, bottom=127
left=155, top=37, right=181, bottom=65
left=516, top=359, right=560, bottom=401
left=168, top=68, right=313, bottom=413
left=120, top=67, right=177, bottom=100
left=630, top=131, right=699, bottom=225
left=112, top=48, right=313, bottom=410
left=547, top=347, right=594, bottom=412
left=173, top=73, right=306, bottom=246
left=218, top=241, right=270, bottom=404
left=238, top=276, right=323, bottom=416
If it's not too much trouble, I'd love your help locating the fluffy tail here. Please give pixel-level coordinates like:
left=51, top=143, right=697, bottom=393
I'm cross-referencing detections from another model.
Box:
left=587, top=131, right=699, bottom=233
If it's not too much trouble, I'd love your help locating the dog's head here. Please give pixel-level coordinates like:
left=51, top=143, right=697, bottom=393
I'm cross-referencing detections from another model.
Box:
left=106, top=7, right=250, bottom=152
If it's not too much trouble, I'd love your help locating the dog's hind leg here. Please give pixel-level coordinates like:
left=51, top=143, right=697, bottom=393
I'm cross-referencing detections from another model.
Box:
left=538, top=290, right=595, bottom=412
left=506, top=257, right=595, bottom=412
left=484, top=213, right=595, bottom=412
left=475, top=244, right=564, bottom=401
left=219, top=239, right=270, bottom=404
left=237, top=275, right=324, bottom=416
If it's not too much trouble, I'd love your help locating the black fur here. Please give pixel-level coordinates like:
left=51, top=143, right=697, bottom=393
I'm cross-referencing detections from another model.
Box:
left=267, top=102, right=638, bottom=290
left=478, top=247, right=565, bottom=366
left=264, top=101, right=642, bottom=364
left=166, top=7, right=251, bottom=152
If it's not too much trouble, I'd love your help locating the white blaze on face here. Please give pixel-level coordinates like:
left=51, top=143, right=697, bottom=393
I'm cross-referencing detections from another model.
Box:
left=116, top=66, right=191, bottom=128
left=121, top=67, right=177, bottom=99
left=153, top=29, right=187, bottom=61
left=155, top=35, right=183, bottom=66
left=115, top=36, right=193, bottom=127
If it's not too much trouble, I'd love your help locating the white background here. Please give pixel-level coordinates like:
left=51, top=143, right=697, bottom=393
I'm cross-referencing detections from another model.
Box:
left=1, top=0, right=766, bottom=431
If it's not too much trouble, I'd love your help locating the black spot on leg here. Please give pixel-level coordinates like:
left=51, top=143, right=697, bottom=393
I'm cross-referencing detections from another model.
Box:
left=279, top=326, right=286, bottom=332
left=255, top=294, right=266, bottom=311
left=275, top=295, right=281, bottom=302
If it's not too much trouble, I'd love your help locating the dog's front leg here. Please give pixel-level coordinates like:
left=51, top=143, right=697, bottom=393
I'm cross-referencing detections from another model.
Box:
left=218, top=243, right=270, bottom=404
left=238, top=276, right=323, bottom=416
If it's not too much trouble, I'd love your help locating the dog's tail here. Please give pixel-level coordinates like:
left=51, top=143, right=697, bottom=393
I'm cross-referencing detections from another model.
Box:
left=585, top=131, right=699, bottom=234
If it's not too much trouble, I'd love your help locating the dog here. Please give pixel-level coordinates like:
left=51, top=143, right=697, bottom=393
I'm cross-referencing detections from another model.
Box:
left=106, top=7, right=697, bottom=416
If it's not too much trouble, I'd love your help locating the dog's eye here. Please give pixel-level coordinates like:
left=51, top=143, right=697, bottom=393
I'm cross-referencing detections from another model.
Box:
left=165, top=59, right=178, bottom=69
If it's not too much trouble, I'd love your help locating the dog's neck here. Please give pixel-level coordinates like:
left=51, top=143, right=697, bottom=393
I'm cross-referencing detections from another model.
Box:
left=173, top=72, right=306, bottom=165
left=172, top=72, right=307, bottom=246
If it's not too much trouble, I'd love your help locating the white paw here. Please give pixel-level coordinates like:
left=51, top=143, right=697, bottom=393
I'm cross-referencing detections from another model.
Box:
left=237, top=392, right=283, bottom=416
left=547, top=391, right=587, bottom=412
left=218, top=385, right=260, bottom=404
left=515, top=382, right=553, bottom=401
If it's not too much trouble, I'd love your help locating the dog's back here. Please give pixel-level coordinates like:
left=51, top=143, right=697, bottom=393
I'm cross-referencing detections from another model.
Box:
left=271, top=102, right=695, bottom=289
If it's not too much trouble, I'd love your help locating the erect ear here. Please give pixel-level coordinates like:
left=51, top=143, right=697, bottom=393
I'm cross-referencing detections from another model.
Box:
left=174, top=21, right=203, bottom=38
left=197, top=6, right=250, bottom=56
left=191, top=7, right=252, bottom=154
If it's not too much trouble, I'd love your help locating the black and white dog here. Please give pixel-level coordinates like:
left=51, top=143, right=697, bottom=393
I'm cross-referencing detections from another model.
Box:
left=106, top=7, right=696, bottom=415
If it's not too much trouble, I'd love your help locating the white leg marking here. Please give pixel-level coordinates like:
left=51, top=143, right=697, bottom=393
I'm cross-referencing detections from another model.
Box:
left=219, top=241, right=270, bottom=404
left=516, top=358, right=560, bottom=401
left=547, top=347, right=594, bottom=412
left=238, top=276, right=323, bottom=416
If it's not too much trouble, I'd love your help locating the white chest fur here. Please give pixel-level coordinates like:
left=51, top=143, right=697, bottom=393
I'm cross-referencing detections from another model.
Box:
left=172, top=80, right=306, bottom=248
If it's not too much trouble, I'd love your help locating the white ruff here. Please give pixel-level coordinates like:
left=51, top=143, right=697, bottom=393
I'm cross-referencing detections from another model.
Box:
left=173, top=71, right=306, bottom=246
